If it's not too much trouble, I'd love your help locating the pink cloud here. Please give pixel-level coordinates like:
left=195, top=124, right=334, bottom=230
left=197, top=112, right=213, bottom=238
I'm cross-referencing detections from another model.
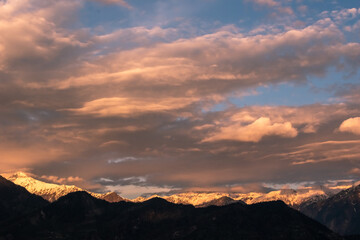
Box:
left=251, top=0, right=279, bottom=7
left=286, top=140, right=360, bottom=165
left=67, top=97, right=198, bottom=117
left=92, top=0, right=132, bottom=8
left=203, top=117, right=298, bottom=142
left=349, top=168, right=360, bottom=176
left=48, top=19, right=358, bottom=93
left=0, top=143, right=67, bottom=169
left=41, top=175, right=84, bottom=184
left=0, top=0, right=89, bottom=84
left=339, top=117, right=360, bottom=135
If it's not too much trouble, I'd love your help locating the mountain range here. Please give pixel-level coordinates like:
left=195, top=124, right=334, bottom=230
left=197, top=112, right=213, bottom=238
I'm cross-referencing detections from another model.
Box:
left=4, top=172, right=334, bottom=208
left=4, top=172, right=125, bottom=203
left=0, top=175, right=344, bottom=240
left=3, top=172, right=360, bottom=238
left=136, top=188, right=333, bottom=208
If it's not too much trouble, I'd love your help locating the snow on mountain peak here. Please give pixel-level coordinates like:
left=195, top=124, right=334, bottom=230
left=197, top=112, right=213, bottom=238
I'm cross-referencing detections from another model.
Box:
left=133, top=189, right=332, bottom=207
left=5, top=172, right=83, bottom=202
left=4, top=172, right=124, bottom=203
left=2, top=172, right=342, bottom=207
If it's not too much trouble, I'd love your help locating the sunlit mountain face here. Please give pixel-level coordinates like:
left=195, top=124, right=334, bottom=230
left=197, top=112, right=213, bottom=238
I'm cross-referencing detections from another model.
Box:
left=0, top=0, right=360, bottom=200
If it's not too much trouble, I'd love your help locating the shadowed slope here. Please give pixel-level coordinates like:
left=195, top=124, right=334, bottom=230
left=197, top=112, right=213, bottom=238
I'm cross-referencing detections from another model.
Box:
left=301, top=185, right=360, bottom=236
left=0, top=175, right=48, bottom=222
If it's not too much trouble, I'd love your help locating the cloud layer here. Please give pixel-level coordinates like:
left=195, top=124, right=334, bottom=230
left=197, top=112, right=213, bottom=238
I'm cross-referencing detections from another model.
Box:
left=0, top=0, right=359, bottom=197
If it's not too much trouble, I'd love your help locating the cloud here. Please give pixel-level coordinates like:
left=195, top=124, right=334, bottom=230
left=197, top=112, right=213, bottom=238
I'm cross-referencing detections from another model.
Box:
left=41, top=175, right=84, bottom=184
left=285, top=140, right=360, bottom=165
left=105, top=184, right=177, bottom=199
left=91, top=0, right=132, bottom=8
left=203, top=117, right=297, bottom=142
left=108, top=156, right=142, bottom=164
left=98, top=177, right=114, bottom=183
left=67, top=97, right=198, bottom=117
left=247, top=0, right=294, bottom=16
left=49, top=18, right=360, bottom=97
left=0, top=0, right=90, bottom=84
left=250, top=0, right=279, bottom=7
left=349, top=168, right=360, bottom=176
left=339, top=117, right=360, bottom=135
left=331, top=8, right=360, bottom=22
left=0, top=0, right=360, bottom=197
left=0, top=143, right=67, bottom=169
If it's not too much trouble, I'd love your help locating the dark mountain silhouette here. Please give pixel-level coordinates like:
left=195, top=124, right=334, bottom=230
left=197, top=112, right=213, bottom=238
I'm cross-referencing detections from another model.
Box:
left=300, top=185, right=360, bottom=236
left=0, top=187, right=344, bottom=240
left=0, top=175, right=48, bottom=223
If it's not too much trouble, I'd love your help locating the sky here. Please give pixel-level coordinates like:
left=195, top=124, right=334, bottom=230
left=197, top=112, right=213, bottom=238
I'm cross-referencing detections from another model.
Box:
left=0, top=0, right=360, bottom=199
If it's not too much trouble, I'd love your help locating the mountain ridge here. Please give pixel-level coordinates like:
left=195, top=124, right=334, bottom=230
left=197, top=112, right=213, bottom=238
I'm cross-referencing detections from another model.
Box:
left=134, top=188, right=334, bottom=208
left=300, top=185, right=360, bottom=235
left=4, top=172, right=125, bottom=203
left=0, top=180, right=344, bottom=240
left=3, top=172, right=349, bottom=210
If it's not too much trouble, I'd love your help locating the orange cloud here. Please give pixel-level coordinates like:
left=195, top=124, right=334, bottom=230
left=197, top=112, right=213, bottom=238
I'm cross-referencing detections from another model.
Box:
left=47, top=18, right=354, bottom=91
left=339, top=117, right=360, bottom=135
left=284, top=140, right=360, bottom=165
left=203, top=117, right=297, bottom=142
left=349, top=168, right=360, bottom=176
left=67, top=97, right=198, bottom=117
left=41, top=175, right=83, bottom=184
left=0, top=144, right=66, bottom=169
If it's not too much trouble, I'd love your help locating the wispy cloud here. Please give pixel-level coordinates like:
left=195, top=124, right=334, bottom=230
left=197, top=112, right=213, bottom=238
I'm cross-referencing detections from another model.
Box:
left=108, top=157, right=142, bottom=164
left=91, top=0, right=132, bottom=8
left=41, top=175, right=84, bottom=184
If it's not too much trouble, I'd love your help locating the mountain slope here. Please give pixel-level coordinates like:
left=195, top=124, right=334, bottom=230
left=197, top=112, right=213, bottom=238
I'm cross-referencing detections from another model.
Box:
left=5, top=172, right=124, bottom=203
left=197, top=196, right=245, bottom=208
left=0, top=175, right=48, bottom=222
left=300, top=185, right=360, bottom=235
left=0, top=191, right=344, bottom=240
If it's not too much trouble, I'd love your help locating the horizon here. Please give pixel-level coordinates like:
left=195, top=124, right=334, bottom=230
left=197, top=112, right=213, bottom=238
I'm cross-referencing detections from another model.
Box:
left=1, top=170, right=352, bottom=202
left=0, top=0, right=360, bottom=199
left=1, top=169, right=358, bottom=199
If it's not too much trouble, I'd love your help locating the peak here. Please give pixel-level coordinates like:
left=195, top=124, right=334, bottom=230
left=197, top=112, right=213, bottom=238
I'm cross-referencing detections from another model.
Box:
left=263, top=200, right=288, bottom=207
left=6, top=172, right=35, bottom=180
left=57, top=191, right=94, bottom=201
left=218, top=196, right=234, bottom=200
left=100, top=191, right=124, bottom=203
left=105, top=191, right=117, bottom=196
left=143, top=197, right=172, bottom=206
left=14, top=171, right=29, bottom=176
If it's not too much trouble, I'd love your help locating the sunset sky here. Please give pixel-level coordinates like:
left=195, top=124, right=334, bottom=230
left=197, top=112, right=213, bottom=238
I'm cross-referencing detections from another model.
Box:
left=1, top=0, right=360, bottom=198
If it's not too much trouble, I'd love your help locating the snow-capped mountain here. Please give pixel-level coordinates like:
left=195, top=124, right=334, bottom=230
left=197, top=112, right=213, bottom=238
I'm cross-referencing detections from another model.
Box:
left=235, top=188, right=332, bottom=207
left=300, top=184, right=360, bottom=235
left=134, top=188, right=333, bottom=208
left=3, top=172, right=340, bottom=208
left=4, top=172, right=124, bottom=203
